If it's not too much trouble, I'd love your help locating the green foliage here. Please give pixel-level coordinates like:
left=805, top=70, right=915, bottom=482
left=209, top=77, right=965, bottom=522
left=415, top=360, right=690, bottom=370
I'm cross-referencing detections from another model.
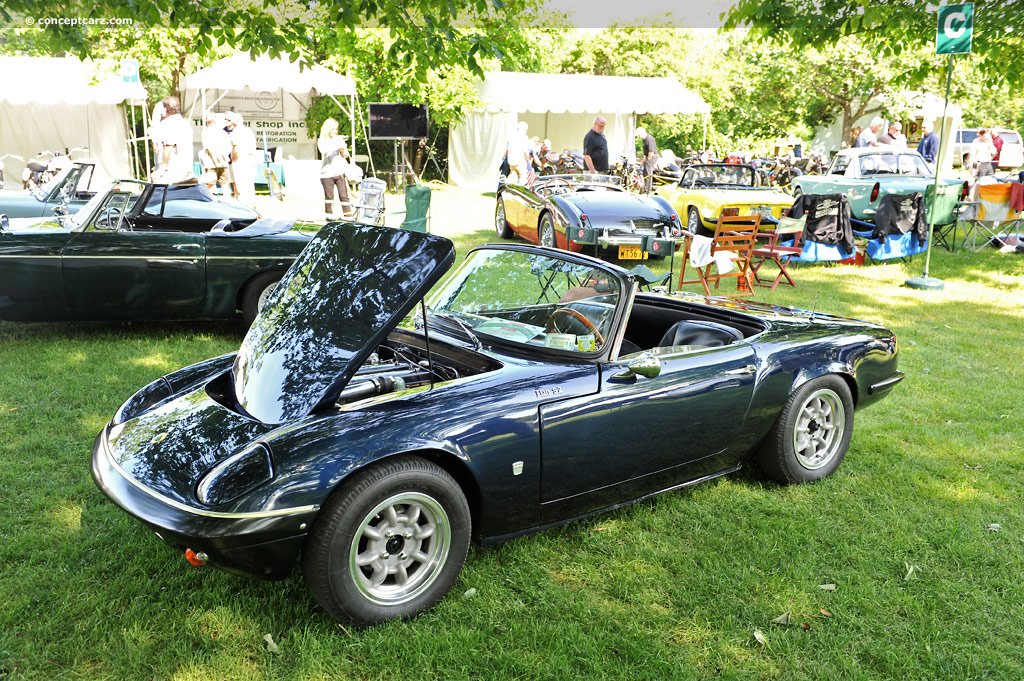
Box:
left=725, top=0, right=1024, bottom=88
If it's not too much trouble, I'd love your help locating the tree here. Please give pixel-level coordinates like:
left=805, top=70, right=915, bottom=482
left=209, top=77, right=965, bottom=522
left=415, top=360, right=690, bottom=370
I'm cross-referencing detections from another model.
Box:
left=0, top=0, right=542, bottom=81
left=723, top=0, right=1024, bottom=88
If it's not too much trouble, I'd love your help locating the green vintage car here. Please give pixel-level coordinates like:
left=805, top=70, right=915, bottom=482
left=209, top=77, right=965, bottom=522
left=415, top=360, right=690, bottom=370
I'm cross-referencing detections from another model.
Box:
left=0, top=160, right=99, bottom=218
left=0, top=179, right=318, bottom=324
left=791, top=147, right=965, bottom=222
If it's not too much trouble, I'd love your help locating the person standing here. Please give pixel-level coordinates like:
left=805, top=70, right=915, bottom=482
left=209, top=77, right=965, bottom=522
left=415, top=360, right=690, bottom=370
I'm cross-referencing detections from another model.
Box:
left=200, top=113, right=233, bottom=195
left=969, top=128, right=998, bottom=177
left=991, top=126, right=1005, bottom=166
left=855, top=118, right=884, bottom=148
left=918, top=120, right=938, bottom=164
left=225, top=111, right=257, bottom=208
left=152, top=96, right=194, bottom=183
left=583, top=116, right=608, bottom=173
left=505, top=121, right=530, bottom=184
left=635, top=126, right=658, bottom=192
left=318, top=118, right=352, bottom=218
left=877, top=121, right=905, bottom=147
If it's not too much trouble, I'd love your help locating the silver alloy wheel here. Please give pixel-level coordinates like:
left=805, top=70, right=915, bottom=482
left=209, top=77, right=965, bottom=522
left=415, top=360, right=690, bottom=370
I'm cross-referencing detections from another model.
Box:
left=495, top=202, right=506, bottom=236
left=540, top=217, right=556, bottom=248
left=792, top=388, right=845, bottom=470
left=348, top=491, right=451, bottom=606
left=256, top=281, right=277, bottom=313
left=687, top=207, right=701, bottom=231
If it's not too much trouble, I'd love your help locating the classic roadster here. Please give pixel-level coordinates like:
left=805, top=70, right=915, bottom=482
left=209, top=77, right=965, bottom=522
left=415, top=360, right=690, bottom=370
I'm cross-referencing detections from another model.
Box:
left=92, top=222, right=904, bottom=626
left=791, top=147, right=965, bottom=222
left=656, top=164, right=795, bottom=234
left=0, top=179, right=317, bottom=323
left=0, top=159, right=99, bottom=218
left=495, top=174, right=683, bottom=260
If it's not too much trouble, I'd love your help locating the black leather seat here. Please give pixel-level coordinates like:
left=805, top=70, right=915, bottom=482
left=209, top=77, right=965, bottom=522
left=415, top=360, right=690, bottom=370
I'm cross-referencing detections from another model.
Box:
left=658, top=320, right=742, bottom=348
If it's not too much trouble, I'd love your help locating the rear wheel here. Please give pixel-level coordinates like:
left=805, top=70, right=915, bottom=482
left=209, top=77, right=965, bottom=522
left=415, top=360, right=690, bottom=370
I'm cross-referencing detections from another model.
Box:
left=494, top=198, right=513, bottom=239
left=241, top=272, right=282, bottom=325
left=302, top=456, right=471, bottom=627
left=757, top=375, right=854, bottom=484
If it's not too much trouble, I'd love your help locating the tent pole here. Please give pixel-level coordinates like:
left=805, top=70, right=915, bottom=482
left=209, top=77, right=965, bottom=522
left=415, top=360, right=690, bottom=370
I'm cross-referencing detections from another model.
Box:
left=702, top=113, right=707, bottom=152
left=143, top=103, right=151, bottom=178
left=127, top=103, right=137, bottom=179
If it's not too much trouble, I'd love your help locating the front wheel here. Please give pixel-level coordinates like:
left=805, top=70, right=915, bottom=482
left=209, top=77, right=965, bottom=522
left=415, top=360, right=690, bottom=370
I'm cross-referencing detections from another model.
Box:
left=539, top=214, right=557, bottom=249
left=687, top=207, right=702, bottom=233
left=495, top=198, right=513, bottom=238
left=757, top=375, right=854, bottom=484
left=302, top=456, right=471, bottom=626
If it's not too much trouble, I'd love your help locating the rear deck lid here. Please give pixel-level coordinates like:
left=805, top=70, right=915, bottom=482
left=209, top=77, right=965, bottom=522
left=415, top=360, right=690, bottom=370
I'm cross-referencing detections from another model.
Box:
left=233, top=222, right=455, bottom=424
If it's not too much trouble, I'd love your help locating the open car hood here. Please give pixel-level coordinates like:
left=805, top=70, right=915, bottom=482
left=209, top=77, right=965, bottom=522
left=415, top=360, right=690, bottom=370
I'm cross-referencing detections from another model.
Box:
left=232, top=222, right=456, bottom=424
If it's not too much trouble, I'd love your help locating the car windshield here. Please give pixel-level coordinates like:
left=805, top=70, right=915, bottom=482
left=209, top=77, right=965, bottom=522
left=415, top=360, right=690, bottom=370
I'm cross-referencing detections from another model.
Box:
left=74, top=180, right=146, bottom=232
left=681, top=164, right=755, bottom=187
left=34, top=164, right=74, bottom=197
left=426, top=249, right=622, bottom=355
left=858, top=153, right=931, bottom=177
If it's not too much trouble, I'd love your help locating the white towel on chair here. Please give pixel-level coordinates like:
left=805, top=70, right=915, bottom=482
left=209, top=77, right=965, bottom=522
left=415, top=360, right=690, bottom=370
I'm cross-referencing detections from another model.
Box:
left=689, top=234, right=736, bottom=273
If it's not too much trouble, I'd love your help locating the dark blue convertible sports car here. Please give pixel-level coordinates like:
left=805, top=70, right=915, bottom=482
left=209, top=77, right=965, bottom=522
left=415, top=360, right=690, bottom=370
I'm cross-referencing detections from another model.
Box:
left=92, top=222, right=904, bottom=626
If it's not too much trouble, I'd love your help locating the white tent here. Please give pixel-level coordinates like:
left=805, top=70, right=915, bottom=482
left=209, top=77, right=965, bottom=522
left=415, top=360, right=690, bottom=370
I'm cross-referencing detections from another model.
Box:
left=449, top=72, right=711, bottom=192
left=0, top=56, right=147, bottom=184
left=182, top=53, right=358, bottom=161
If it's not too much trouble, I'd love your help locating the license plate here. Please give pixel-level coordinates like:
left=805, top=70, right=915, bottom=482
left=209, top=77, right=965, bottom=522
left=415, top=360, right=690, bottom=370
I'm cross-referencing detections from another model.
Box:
left=618, top=246, right=648, bottom=260
left=751, top=206, right=772, bottom=218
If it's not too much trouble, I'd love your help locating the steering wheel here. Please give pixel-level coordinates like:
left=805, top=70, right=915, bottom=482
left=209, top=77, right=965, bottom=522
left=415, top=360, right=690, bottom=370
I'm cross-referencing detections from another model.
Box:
left=546, top=308, right=605, bottom=345
left=539, top=178, right=574, bottom=195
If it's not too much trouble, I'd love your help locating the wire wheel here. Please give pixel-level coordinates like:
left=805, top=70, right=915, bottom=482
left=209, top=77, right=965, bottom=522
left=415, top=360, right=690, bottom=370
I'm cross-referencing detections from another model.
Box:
left=540, top=215, right=557, bottom=248
left=792, top=388, right=845, bottom=470
left=348, top=492, right=451, bottom=606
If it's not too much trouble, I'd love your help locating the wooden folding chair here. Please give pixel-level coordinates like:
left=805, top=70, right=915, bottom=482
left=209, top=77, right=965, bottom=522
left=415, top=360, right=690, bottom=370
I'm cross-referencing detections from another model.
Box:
left=678, top=215, right=760, bottom=296
left=750, top=216, right=805, bottom=290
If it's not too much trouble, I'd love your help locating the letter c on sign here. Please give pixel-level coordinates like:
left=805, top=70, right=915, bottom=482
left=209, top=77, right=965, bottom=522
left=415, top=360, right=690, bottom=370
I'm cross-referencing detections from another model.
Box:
left=944, top=12, right=967, bottom=38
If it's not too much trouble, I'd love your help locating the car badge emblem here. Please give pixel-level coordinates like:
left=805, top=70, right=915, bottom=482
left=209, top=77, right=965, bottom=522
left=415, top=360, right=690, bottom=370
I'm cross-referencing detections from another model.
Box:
left=151, top=432, right=169, bottom=444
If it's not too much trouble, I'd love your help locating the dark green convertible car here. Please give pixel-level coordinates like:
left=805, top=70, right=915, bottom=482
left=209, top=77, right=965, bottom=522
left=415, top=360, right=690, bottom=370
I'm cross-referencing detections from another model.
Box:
left=0, top=179, right=318, bottom=323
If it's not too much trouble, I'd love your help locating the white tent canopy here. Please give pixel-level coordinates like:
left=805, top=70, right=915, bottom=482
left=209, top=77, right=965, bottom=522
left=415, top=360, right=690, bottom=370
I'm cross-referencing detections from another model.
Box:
left=449, top=72, right=710, bottom=192
left=182, top=53, right=358, bottom=163
left=0, top=56, right=147, bottom=182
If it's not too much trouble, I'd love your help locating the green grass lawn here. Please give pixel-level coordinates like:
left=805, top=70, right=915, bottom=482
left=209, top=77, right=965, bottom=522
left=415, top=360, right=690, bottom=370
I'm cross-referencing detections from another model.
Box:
left=1, top=234, right=1023, bottom=680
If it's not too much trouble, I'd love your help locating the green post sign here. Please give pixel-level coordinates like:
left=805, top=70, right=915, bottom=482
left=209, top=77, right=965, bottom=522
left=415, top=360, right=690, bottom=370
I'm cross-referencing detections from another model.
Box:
left=936, top=3, right=974, bottom=55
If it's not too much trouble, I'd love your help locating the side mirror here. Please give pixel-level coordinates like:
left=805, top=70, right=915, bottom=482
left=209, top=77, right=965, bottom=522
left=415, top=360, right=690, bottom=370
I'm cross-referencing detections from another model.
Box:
left=0, top=214, right=8, bottom=232
left=612, top=351, right=661, bottom=380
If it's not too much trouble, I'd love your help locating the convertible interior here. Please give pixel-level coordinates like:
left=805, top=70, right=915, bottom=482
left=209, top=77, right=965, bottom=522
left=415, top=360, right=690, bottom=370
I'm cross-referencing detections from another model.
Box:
left=617, top=295, right=764, bottom=357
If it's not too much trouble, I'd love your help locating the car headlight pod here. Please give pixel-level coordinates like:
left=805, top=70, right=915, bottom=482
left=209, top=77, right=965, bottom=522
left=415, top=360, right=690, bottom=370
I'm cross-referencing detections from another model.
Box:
left=196, top=443, right=274, bottom=507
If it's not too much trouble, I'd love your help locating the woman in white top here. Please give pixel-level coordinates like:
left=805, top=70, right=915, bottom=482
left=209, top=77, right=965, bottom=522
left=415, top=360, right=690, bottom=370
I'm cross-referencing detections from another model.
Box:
left=318, top=118, right=352, bottom=217
left=969, top=128, right=998, bottom=177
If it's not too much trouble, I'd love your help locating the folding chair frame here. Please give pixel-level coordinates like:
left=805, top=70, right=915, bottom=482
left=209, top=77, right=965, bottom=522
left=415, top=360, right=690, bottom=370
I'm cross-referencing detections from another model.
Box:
left=749, top=219, right=804, bottom=290
left=678, top=215, right=761, bottom=296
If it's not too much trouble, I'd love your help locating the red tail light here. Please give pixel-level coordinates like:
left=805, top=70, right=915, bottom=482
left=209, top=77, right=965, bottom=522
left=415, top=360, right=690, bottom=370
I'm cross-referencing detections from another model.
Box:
left=185, top=548, right=207, bottom=566
left=721, top=208, right=739, bottom=217
left=870, top=182, right=880, bottom=203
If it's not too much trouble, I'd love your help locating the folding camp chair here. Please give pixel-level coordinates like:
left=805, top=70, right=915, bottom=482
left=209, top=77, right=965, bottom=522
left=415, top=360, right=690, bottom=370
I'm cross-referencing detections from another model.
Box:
left=678, top=215, right=760, bottom=296
left=926, top=182, right=966, bottom=251
left=351, top=177, right=387, bottom=225
left=392, top=183, right=431, bottom=233
left=749, top=215, right=805, bottom=289
left=962, top=182, right=1022, bottom=251
left=629, top=264, right=672, bottom=291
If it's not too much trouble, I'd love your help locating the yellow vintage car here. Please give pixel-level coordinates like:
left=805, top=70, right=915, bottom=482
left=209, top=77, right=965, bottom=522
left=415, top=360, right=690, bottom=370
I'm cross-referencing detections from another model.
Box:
left=656, top=164, right=795, bottom=234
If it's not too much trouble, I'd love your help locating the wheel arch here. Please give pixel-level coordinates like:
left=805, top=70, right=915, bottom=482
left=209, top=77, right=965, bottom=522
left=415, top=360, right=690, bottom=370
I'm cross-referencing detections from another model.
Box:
left=236, top=267, right=288, bottom=313
left=791, top=365, right=859, bottom=409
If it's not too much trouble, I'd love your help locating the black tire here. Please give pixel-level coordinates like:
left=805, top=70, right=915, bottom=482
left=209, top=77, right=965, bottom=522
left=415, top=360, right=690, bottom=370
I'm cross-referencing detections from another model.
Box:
left=302, top=456, right=471, bottom=627
left=757, top=375, right=854, bottom=484
left=241, top=272, right=282, bottom=325
left=495, top=198, right=513, bottom=239
left=539, top=213, right=557, bottom=249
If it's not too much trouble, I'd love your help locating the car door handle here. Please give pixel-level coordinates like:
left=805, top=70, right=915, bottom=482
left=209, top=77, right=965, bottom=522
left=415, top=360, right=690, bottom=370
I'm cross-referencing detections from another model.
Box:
left=724, top=364, right=756, bottom=375
left=174, top=243, right=202, bottom=251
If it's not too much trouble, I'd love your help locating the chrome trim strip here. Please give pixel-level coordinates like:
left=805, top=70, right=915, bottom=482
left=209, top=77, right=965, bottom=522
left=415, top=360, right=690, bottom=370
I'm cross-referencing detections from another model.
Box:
left=868, top=371, right=905, bottom=395
left=101, top=429, right=317, bottom=519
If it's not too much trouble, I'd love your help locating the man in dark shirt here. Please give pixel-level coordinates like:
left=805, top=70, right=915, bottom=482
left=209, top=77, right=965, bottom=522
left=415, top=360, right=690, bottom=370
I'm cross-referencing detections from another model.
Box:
left=918, top=120, right=938, bottom=164
left=635, top=126, right=658, bottom=192
left=583, top=116, right=608, bottom=173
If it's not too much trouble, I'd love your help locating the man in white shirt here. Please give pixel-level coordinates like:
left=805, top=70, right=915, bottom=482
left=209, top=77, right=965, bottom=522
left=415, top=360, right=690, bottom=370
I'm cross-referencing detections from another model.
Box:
left=225, top=111, right=258, bottom=207
left=855, top=117, right=884, bottom=148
